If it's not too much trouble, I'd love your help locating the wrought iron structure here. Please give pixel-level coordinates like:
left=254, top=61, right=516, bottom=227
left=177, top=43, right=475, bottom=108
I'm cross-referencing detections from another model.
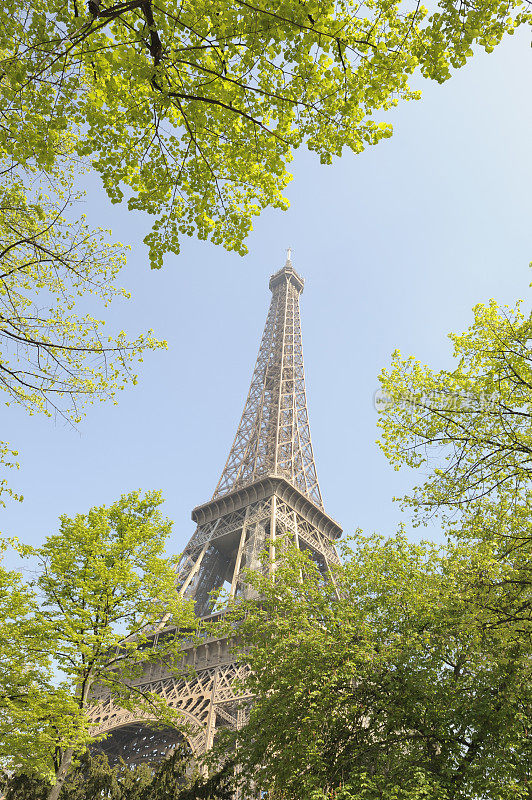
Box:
left=213, top=254, right=322, bottom=507
left=89, top=254, right=342, bottom=779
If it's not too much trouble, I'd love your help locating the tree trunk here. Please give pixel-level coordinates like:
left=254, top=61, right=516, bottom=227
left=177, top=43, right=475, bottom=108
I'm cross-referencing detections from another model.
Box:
left=47, top=747, right=74, bottom=800
left=46, top=674, right=93, bottom=800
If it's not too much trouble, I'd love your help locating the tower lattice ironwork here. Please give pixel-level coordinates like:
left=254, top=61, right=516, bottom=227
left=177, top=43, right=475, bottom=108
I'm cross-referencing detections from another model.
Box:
left=213, top=255, right=322, bottom=507
left=89, top=254, right=342, bottom=780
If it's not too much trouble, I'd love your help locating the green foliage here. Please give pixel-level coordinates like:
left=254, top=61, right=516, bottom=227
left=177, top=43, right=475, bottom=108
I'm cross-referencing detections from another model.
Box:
left=224, top=537, right=532, bottom=799
left=0, top=174, right=165, bottom=505
left=378, top=299, right=532, bottom=523
left=308, top=770, right=446, bottom=800
left=372, top=289, right=532, bottom=800
left=3, top=771, right=50, bottom=800
left=1, top=490, right=197, bottom=797
left=0, top=442, right=20, bottom=506
left=0, top=546, right=80, bottom=781
left=172, top=758, right=234, bottom=800
left=4, top=749, right=234, bottom=800
left=0, top=179, right=162, bottom=419
left=1, top=0, right=528, bottom=266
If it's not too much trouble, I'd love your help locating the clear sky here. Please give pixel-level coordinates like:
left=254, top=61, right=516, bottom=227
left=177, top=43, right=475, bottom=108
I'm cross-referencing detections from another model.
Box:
left=2, top=29, right=531, bottom=561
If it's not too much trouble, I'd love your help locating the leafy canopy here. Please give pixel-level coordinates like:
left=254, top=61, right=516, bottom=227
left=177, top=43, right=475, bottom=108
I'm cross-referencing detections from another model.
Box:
left=2, top=490, right=197, bottom=798
left=362, top=288, right=532, bottom=792
left=376, top=287, right=532, bottom=693
left=0, top=181, right=161, bottom=421
left=4, top=747, right=234, bottom=800
left=224, top=537, right=532, bottom=800
left=0, top=174, right=165, bottom=505
left=378, top=298, right=532, bottom=523
left=2, top=0, right=529, bottom=266
left=0, top=546, right=81, bottom=782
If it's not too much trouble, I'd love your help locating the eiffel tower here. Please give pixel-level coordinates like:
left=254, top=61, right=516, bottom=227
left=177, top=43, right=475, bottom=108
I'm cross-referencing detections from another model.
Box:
left=89, top=253, right=342, bottom=772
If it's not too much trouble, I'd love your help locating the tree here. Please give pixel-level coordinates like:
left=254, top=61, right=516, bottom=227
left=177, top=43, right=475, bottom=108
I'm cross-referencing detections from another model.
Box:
left=4, top=748, right=234, bottom=800
left=2, top=0, right=529, bottom=267
left=378, top=298, right=532, bottom=525
left=0, top=176, right=165, bottom=504
left=3, top=752, right=150, bottom=800
left=223, top=538, right=532, bottom=800
left=377, top=291, right=532, bottom=638
left=0, top=546, right=80, bottom=782
left=2, top=490, right=197, bottom=800
left=0, top=182, right=161, bottom=422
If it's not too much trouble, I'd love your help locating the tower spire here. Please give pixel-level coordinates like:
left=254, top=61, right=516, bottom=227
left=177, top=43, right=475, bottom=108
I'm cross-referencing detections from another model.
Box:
left=213, top=255, right=323, bottom=508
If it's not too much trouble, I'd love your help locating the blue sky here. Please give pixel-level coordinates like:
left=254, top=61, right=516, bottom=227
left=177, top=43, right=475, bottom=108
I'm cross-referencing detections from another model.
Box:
left=2, top=29, right=531, bottom=561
